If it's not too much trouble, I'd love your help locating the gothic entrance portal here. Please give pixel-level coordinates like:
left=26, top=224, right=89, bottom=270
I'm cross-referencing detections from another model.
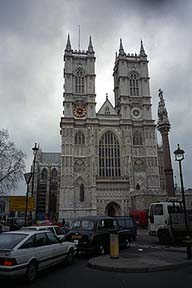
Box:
left=105, top=202, right=121, bottom=217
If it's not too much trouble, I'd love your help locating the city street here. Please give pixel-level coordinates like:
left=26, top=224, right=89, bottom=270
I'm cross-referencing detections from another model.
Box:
left=1, top=229, right=192, bottom=288
left=1, top=254, right=192, bottom=288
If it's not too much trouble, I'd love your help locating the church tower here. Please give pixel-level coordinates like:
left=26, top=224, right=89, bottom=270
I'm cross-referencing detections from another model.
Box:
left=59, top=35, right=97, bottom=218
left=63, top=35, right=96, bottom=118
left=113, top=39, right=161, bottom=209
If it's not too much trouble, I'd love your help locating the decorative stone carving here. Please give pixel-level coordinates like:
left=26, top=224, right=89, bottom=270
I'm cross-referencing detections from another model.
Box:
left=74, top=159, right=85, bottom=172
left=134, top=158, right=145, bottom=172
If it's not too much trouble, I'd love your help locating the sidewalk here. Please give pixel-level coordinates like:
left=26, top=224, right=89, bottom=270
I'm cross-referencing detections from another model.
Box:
left=88, top=244, right=192, bottom=273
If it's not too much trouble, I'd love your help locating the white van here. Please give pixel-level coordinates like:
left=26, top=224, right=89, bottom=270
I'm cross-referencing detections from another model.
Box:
left=148, top=201, right=187, bottom=243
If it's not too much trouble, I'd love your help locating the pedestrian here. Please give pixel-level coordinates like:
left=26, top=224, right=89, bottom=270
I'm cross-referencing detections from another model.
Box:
left=62, top=218, right=65, bottom=226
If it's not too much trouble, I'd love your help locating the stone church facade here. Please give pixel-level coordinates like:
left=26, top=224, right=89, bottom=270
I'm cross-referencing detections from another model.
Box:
left=58, top=36, right=166, bottom=219
left=32, top=36, right=170, bottom=220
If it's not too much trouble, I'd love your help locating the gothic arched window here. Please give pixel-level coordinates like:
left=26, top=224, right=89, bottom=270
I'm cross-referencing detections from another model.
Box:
left=133, top=130, right=143, bottom=145
left=80, top=184, right=85, bottom=202
left=130, top=73, right=139, bottom=96
left=75, top=131, right=85, bottom=145
left=51, top=168, right=57, bottom=181
left=41, top=168, right=48, bottom=180
left=99, top=131, right=121, bottom=177
left=75, top=70, right=84, bottom=93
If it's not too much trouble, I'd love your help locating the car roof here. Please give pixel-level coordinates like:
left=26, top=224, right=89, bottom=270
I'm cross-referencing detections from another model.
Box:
left=3, top=230, right=53, bottom=235
left=72, top=216, right=115, bottom=221
left=21, top=225, right=59, bottom=229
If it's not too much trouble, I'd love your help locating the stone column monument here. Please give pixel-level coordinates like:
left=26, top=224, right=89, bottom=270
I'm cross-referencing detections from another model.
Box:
left=157, top=89, right=175, bottom=197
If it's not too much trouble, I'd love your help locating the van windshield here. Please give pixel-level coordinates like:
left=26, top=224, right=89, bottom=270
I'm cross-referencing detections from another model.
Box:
left=154, top=204, right=163, bottom=215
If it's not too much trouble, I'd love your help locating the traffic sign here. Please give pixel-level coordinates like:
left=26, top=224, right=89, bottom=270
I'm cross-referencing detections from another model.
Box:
left=24, top=172, right=32, bottom=185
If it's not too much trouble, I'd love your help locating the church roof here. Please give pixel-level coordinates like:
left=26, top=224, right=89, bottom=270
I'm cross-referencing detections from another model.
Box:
left=97, top=95, right=117, bottom=116
left=40, top=152, right=61, bottom=164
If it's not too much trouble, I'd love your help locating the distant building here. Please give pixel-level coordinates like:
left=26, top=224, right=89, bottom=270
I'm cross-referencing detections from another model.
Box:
left=31, top=151, right=60, bottom=220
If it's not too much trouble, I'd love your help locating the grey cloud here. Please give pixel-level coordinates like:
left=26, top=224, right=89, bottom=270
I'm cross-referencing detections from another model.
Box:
left=0, top=0, right=192, bottom=193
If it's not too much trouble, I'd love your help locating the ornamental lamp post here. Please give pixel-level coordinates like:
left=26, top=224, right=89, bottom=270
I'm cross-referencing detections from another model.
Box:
left=31, top=143, right=39, bottom=222
left=24, top=172, right=32, bottom=226
left=174, top=144, right=191, bottom=259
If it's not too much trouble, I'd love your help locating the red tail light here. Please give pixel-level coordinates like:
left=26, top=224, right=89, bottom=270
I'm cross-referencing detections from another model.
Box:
left=1, top=258, right=17, bottom=266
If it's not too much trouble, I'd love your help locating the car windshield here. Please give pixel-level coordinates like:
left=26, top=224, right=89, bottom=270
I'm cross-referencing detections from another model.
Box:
left=118, top=219, right=134, bottom=228
left=0, top=233, right=28, bottom=249
left=71, top=220, right=94, bottom=230
left=64, top=220, right=73, bottom=228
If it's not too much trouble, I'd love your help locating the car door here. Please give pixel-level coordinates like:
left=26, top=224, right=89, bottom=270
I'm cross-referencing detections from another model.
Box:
left=15, top=235, right=36, bottom=267
left=117, top=218, right=132, bottom=245
left=95, top=219, right=113, bottom=249
left=46, top=232, right=68, bottom=263
left=34, top=232, right=53, bottom=270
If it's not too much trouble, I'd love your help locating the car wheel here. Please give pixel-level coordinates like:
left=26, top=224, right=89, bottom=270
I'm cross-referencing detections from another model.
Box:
left=25, top=262, right=38, bottom=281
left=158, top=229, right=171, bottom=244
left=66, top=248, right=74, bottom=265
left=97, top=243, right=105, bottom=255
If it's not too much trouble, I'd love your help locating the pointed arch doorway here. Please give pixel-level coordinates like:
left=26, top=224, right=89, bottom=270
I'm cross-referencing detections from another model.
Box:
left=105, top=202, right=121, bottom=217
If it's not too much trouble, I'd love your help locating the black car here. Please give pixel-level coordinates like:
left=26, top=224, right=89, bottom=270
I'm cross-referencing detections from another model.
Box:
left=64, top=216, right=132, bottom=255
left=61, top=219, right=75, bottom=234
left=116, top=216, right=137, bottom=241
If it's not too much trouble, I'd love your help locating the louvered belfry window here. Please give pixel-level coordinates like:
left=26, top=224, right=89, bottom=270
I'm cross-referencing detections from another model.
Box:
left=75, top=70, right=84, bottom=93
left=130, top=73, right=139, bottom=96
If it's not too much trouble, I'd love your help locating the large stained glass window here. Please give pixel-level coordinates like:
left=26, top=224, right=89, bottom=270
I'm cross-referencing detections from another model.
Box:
left=99, top=131, right=120, bottom=177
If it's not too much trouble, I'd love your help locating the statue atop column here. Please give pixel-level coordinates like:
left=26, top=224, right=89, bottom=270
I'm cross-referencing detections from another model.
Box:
left=157, top=88, right=170, bottom=130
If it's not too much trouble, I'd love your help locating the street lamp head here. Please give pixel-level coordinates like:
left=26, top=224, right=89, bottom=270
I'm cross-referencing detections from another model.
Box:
left=32, top=142, right=39, bottom=155
left=174, top=144, right=185, bottom=162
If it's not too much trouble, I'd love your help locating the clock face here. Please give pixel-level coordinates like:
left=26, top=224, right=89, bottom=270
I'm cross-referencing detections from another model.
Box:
left=131, top=108, right=141, bottom=119
left=73, top=104, right=86, bottom=118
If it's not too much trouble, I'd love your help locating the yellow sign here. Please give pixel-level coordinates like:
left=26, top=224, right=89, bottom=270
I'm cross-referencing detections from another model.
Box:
left=9, top=196, right=35, bottom=211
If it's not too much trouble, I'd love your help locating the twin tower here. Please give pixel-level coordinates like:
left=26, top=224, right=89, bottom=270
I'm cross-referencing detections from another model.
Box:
left=58, top=35, right=170, bottom=219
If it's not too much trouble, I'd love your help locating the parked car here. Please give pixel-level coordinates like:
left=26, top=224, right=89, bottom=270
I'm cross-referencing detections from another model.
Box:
left=64, top=216, right=132, bottom=255
left=61, top=219, right=75, bottom=233
left=20, top=225, right=66, bottom=241
left=0, top=230, right=77, bottom=281
left=115, top=216, right=137, bottom=241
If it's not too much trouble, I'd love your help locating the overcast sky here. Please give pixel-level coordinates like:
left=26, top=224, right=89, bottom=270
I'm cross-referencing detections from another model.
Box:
left=0, top=0, right=192, bottom=194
